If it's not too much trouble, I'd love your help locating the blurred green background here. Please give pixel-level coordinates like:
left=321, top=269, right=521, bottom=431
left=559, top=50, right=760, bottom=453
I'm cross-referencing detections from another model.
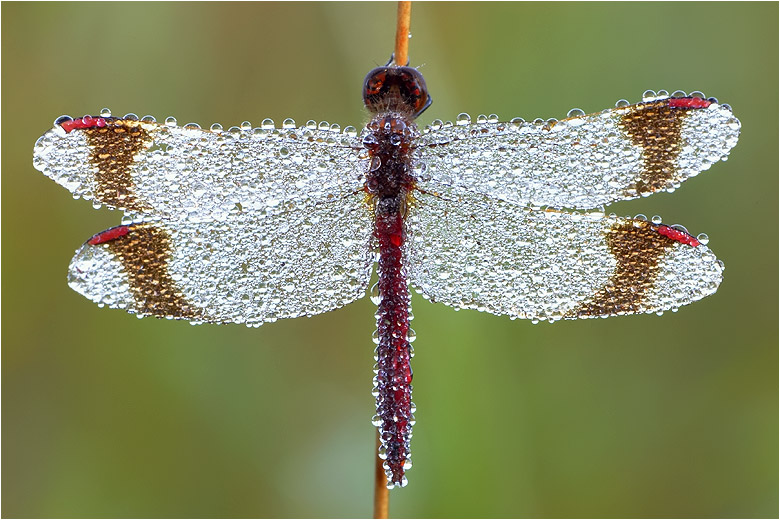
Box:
left=3, top=2, right=777, bottom=518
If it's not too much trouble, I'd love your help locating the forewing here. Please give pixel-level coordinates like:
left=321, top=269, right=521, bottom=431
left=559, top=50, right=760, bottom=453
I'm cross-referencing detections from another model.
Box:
left=68, top=195, right=374, bottom=325
left=33, top=115, right=365, bottom=219
left=414, top=95, right=740, bottom=210
left=406, top=191, right=723, bottom=322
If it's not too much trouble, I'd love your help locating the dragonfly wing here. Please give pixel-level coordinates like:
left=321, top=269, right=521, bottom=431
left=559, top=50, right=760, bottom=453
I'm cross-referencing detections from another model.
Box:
left=68, top=195, right=374, bottom=325
left=406, top=191, right=723, bottom=322
left=33, top=115, right=364, bottom=219
left=414, top=95, right=740, bottom=210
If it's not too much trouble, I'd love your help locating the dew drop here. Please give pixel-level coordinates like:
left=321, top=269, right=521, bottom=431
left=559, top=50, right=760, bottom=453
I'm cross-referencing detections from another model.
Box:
left=671, top=90, right=687, bottom=98
left=370, top=282, right=381, bottom=304
left=210, top=123, right=223, bottom=132
left=344, top=125, right=357, bottom=137
left=282, top=118, right=296, bottom=129
left=456, top=113, right=471, bottom=126
left=651, top=215, right=663, bottom=224
left=696, top=233, right=709, bottom=245
left=567, top=108, right=585, bottom=118
left=261, top=118, right=274, bottom=130
left=164, top=116, right=177, bottom=127
left=642, top=90, right=656, bottom=101
left=100, top=107, right=112, bottom=117
left=615, top=99, right=629, bottom=108
left=510, top=117, right=524, bottom=129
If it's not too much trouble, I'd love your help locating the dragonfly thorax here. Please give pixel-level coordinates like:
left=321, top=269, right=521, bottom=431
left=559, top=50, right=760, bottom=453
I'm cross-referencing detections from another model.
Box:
left=364, top=113, right=418, bottom=200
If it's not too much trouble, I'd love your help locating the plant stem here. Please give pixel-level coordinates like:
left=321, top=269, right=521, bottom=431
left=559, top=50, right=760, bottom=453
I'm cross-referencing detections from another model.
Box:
left=394, top=1, right=412, bottom=66
left=373, top=432, right=389, bottom=518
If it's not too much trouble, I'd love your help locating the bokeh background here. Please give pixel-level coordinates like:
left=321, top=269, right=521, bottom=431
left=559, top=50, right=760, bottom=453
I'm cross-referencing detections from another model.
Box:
left=3, top=2, right=777, bottom=518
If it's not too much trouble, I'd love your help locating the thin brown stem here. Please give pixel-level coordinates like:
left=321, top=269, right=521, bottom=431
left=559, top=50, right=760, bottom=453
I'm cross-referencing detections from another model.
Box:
left=373, top=432, right=389, bottom=518
left=394, top=1, right=412, bottom=66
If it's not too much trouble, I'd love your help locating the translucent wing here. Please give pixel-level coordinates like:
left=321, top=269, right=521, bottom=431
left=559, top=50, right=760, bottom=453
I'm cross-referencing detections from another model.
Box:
left=33, top=114, right=365, bottom=219
left=414, top=95, right=740, bottom=210
left=68, top=195, right=374, bottom=326
left=406, top=191, right=723, bottom=322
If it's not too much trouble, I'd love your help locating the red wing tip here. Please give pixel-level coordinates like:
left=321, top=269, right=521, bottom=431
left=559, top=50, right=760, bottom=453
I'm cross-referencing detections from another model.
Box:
left=667, top=97, right=711, bottom=109
left=656, top=224, right=700, bottom=247
left=60, top=116, right=109, bottom=133
left=87, top=225, right=131, bottom=245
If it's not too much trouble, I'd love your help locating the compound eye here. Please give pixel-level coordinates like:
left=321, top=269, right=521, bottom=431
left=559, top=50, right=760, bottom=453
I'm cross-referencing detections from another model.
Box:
left=396, top=68, right=430, bottom=117
left=363, top=68, right=389, bottom=100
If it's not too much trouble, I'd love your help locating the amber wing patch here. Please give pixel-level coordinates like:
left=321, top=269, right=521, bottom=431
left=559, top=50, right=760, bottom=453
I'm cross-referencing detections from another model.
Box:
left=570, top=221, right=677, bottom=317
left=620, top=100, right=693, bottom=195
left=85, top=119, right=152, bottom=213
left=104, top=224, right=203, bottom=320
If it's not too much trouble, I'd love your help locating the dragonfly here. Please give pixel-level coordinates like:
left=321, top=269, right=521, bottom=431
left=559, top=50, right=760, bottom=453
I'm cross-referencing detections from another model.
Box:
left=33, top=61, right=740, bottom=489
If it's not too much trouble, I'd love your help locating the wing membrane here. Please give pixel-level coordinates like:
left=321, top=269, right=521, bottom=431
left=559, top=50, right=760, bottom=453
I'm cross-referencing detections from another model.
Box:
left=33, top=115, right=365, bottom=219
left=68, top=195, right=374, bottom=325
left=406, top=191, right=723, bottom=322
left=414, top=95, right=740, bottom=210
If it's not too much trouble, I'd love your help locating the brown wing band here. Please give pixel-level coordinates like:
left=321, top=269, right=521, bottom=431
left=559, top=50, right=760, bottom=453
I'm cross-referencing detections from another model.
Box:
left=568, top=221, right=676, bottom=318
left=619, top=100, right=691, bottom=195
left=84, top=119, right=152, bottom=213
left=104, top=224, right=203, bottom=320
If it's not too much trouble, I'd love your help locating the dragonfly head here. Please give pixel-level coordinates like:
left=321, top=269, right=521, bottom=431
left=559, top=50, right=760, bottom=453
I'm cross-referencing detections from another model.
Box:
left=363, top=66, right=432, bottom=119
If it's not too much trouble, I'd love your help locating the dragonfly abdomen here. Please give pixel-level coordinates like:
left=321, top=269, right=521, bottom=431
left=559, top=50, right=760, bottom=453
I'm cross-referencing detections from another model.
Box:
left=364, top=96, right=420, bottom=488
left=373, top=204, right=414, bottom=489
